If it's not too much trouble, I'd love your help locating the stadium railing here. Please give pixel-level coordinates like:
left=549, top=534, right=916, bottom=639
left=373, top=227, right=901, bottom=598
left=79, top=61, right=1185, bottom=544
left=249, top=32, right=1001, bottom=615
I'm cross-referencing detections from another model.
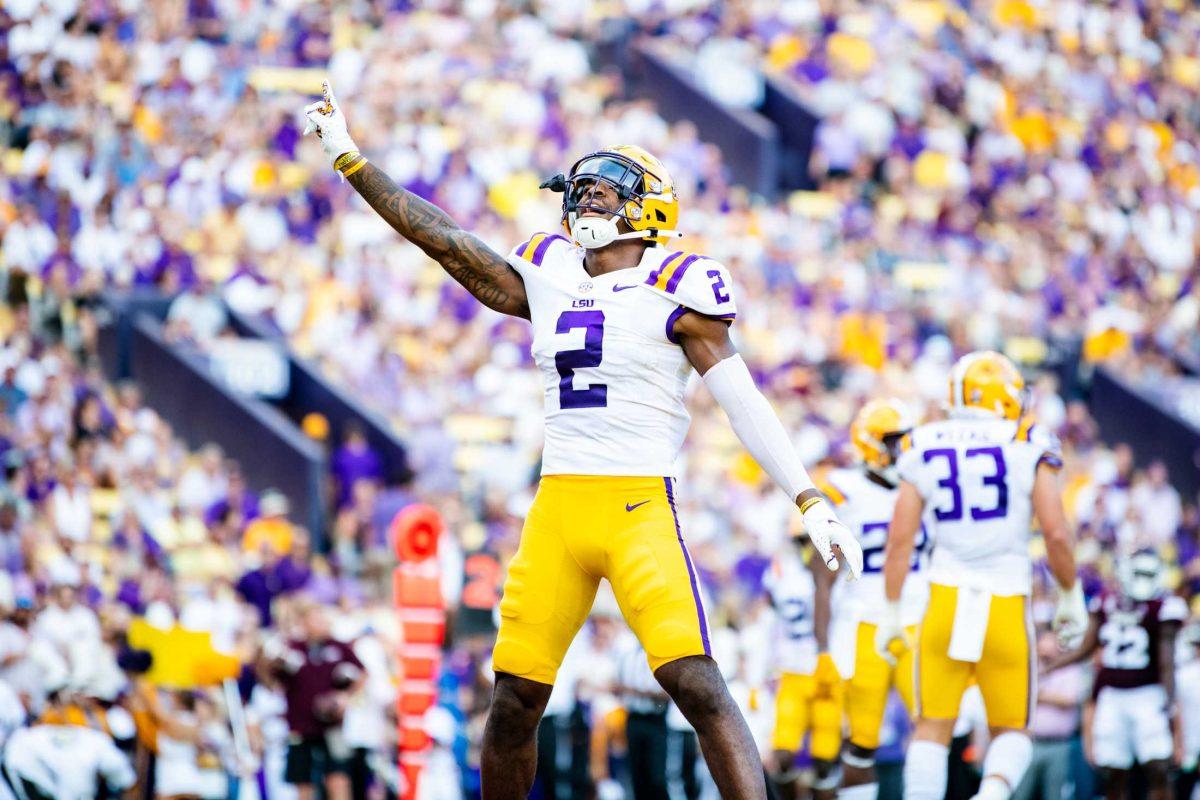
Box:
left=625, top=42, right=781, bottom=198
left=226, top=310, right=412, bottom=487
left=759, top=77, right=821, bottom=191
left=97, top=296, right=328, bottom=539
left=1091, top=366, right=1200, bottom=500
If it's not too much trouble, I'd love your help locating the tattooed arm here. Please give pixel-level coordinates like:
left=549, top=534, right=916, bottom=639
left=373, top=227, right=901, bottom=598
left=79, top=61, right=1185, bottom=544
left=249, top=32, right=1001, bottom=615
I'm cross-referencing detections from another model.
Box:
left=346, top=162, right=529, bottom=318
left=302, top=82, right=528, bottom=318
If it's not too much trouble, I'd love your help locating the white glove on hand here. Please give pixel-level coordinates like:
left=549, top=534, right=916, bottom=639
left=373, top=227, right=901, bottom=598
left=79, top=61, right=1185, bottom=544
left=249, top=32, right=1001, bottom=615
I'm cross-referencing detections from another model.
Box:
left=874, top=601, right=905, bottom=666
left=802, top=498, right=863, bottom=580
left=302, top=81, right=359, bottom=166
left=1053, top=580, right=1087, bottom=648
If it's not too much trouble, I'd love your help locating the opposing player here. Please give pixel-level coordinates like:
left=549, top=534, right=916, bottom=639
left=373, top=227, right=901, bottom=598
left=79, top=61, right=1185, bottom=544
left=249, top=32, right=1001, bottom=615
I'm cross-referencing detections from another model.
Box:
left=303, top=83, right=863, bottom=800
left=814, top=400, right=930, bottom=800
left=876, top=351, right=1087, bottom=800
left=1046, top=549, right=1185, bottom=800
left=765, top=533, right=840, bottom=800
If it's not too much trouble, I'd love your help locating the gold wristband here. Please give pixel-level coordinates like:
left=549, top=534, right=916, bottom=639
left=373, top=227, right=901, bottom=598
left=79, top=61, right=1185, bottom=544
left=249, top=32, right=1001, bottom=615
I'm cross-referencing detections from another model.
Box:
left=799, top=496, right=822, bottom=515
left=333, top=151, right=361, bottom=171
left=340, top=156, right=368, bottom=178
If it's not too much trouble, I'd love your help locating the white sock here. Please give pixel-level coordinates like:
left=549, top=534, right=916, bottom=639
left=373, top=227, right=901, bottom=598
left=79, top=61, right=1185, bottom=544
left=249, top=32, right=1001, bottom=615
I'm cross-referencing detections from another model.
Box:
left=839, top=783, right=878, bottom=799
left=903, top=740, right=949, bottom=800
left=974, top=732, right=1033, bottom=800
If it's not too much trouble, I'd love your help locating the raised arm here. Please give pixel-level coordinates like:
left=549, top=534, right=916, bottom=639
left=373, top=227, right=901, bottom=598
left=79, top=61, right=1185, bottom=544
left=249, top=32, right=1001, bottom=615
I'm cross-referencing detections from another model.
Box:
left=303, top=83, right=529, bottom=319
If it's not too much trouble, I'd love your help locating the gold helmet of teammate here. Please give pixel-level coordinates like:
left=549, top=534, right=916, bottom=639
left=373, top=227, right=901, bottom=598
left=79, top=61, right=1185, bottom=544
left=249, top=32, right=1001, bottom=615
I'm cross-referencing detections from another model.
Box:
left=540, top=145, right=679, bottom=247
left=850, top=399, right=914, bottom=482
left=947, top=350, right=1025, bottom=421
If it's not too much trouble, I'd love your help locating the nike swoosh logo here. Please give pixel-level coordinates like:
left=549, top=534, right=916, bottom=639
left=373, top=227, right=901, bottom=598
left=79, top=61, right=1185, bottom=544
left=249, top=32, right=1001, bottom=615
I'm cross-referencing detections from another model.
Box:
left=612, top=284, right=639, bottom=292
left=625, top=500, right=650, bottom=512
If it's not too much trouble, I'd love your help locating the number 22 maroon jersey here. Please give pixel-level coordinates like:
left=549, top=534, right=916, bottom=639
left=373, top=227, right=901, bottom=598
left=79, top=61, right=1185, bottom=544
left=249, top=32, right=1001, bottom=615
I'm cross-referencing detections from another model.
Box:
left=1091, top=590, right=1188, bottom=696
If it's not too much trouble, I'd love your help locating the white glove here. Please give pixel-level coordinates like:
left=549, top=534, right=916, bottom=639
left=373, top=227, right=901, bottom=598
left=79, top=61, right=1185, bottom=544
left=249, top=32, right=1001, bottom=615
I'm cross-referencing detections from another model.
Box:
left=802, top=498, right=863, bottom=580
left=302, top=80, right=359, bottom=166
left=597, top=778, right=625, bottom=800
left=874, top=601, right=905, bottom=666
left=1053, top=580, right=1087, bottom=649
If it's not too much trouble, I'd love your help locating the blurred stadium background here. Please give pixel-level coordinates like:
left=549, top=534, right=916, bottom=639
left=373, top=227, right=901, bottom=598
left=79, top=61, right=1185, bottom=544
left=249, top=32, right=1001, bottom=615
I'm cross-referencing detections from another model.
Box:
left=2, top=0, right=1200, bottom=798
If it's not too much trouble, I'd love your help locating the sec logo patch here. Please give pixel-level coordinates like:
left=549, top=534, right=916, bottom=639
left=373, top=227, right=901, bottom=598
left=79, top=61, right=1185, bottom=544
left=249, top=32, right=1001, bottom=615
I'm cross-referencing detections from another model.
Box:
left=578, top=281, right=593, bottom=293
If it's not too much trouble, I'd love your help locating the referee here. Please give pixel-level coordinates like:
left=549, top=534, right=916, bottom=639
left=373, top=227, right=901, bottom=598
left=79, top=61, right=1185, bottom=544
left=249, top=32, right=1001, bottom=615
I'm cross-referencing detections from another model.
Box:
left=616, top=643, right=670, bottom=799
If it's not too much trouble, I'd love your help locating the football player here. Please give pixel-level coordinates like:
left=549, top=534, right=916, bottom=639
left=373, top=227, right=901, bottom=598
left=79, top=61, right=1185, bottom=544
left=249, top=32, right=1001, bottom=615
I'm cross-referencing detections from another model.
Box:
left=1045, top=549, right=1186, bottom=800
left=876, top=351, right=1087, bottom=800
left=765, top=533, right=839, bottom=800
left=814, top=400, right=930, bottom=800
left=303, top=84, right=863, bottom=800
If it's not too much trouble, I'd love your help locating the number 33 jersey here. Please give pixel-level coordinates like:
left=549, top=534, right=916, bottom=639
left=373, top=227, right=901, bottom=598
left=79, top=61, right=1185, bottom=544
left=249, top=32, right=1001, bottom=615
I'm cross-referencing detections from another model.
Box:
left=507, top=233, right=737, bottom=477
left=895, top=416, right=1063, bottom=595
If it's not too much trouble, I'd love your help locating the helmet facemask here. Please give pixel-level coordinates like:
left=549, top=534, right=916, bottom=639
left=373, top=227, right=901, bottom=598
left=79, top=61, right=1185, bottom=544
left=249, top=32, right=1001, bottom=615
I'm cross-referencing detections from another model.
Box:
left=1118, top=550, right=1163, bottom=602
left=541, top=149, right=681, bottom=249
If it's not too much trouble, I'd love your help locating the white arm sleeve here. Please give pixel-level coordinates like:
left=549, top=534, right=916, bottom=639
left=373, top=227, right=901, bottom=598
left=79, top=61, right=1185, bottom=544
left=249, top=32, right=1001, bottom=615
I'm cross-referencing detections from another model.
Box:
left=702, top=354, right=815, bottom=502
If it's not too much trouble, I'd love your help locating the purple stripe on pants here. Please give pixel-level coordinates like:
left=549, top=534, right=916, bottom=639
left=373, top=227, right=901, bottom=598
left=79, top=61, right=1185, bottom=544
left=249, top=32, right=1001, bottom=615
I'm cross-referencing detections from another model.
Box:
left=531, top=234, right=567, bottom=266
left=664, top=477, right=711, bottom=657
left=664, top=254, right=703, bottom=294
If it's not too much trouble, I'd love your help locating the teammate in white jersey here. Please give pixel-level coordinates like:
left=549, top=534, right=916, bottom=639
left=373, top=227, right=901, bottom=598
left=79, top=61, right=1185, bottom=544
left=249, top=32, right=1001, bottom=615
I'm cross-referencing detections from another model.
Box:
left=303, top=84, right=863, bottom=800
left=876, top=351, right=1087, bottom=800
left=815, top=400, right=929, bottom=800
left=765, top=536, right=839, bottom=799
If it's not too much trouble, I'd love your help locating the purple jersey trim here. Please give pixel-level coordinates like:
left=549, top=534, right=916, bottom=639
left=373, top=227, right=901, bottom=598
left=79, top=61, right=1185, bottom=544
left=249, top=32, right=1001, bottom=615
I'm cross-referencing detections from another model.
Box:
left=664, top=477, right=711, bottom=658
left=645, top=251, right=684, bottom=287
left=1037, top=453, right=1064, bottom=470
left=665, top=305, right=689, bottom=344
left=664, top=254, right=704, bottom=294
left=665, top=307, right=737, bottom=344
left=530, top=234, right=567, bottom=266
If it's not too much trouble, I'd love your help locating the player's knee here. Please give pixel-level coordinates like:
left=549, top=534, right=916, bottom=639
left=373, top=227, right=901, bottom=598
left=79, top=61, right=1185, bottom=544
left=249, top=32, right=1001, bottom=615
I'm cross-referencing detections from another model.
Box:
left=912, top=716, right=956, bottom=746
left=842, top=743, right=876, bottom=785
left=1144, top=759, right=1171, bottom=788
left=486, top=674, right=551, bottom=738
left=656, top=656, right=727, bottom=723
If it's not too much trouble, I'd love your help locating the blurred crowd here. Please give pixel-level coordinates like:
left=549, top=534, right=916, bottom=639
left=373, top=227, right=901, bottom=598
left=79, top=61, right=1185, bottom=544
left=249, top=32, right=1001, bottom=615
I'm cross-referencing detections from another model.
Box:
left=3, top=0, right=1200, bottom=798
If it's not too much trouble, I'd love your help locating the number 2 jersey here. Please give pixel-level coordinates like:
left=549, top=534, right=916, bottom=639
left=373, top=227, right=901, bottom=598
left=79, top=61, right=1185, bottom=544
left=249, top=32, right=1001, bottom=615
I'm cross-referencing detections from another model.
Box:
left=1091, top=591, right=1188, bottom=695
left=506, top=233, right=737, bottom=476
left=820, top=467, right=930, bottom=626
left=895, top=416, right=1063, bottom=595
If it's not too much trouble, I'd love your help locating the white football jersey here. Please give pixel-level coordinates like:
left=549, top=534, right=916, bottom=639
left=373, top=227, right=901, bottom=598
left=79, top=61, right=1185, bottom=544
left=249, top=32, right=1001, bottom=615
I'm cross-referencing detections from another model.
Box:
left=822, top=468, right=930, bottom=626
left=896, top=415, right=1063, bottom=595
left=764, top=548, right=819, bottom=675
left=507, top=233, right=737, bottom=477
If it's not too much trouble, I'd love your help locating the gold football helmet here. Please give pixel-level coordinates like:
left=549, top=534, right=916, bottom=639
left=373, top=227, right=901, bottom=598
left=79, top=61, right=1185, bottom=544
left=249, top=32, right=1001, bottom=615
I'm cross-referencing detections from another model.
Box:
left=948, top=351, right=1025, bottom=420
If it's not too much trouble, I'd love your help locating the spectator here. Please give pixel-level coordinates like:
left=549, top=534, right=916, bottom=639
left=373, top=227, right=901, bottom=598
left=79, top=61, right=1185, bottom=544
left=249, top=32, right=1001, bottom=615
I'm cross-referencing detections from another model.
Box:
left=1131, top=461, right=1183, bottom=548
left=243, top=491, right=296, bottom=558
left=272, top=602, right=364, bottom=800
left=1014, top=630, right=1088, bottom=800
left=330, top=423, right=384, bottom=512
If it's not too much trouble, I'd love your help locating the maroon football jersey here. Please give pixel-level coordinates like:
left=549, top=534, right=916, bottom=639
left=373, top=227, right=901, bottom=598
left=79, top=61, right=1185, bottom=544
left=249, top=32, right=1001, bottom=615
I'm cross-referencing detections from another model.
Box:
left=1091, top=591, right=1188, bottom=695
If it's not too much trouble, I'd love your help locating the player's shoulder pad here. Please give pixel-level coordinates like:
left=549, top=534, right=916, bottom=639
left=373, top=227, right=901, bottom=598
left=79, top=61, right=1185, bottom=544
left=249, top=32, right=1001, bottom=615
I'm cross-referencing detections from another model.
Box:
left=1160, top=594, right=1189, bottom=623
left=508, top=231, right=572, bottom=268
left=642, top=248, right=737, bottom=319
left=1013, top=417, right=1064, bottom=470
